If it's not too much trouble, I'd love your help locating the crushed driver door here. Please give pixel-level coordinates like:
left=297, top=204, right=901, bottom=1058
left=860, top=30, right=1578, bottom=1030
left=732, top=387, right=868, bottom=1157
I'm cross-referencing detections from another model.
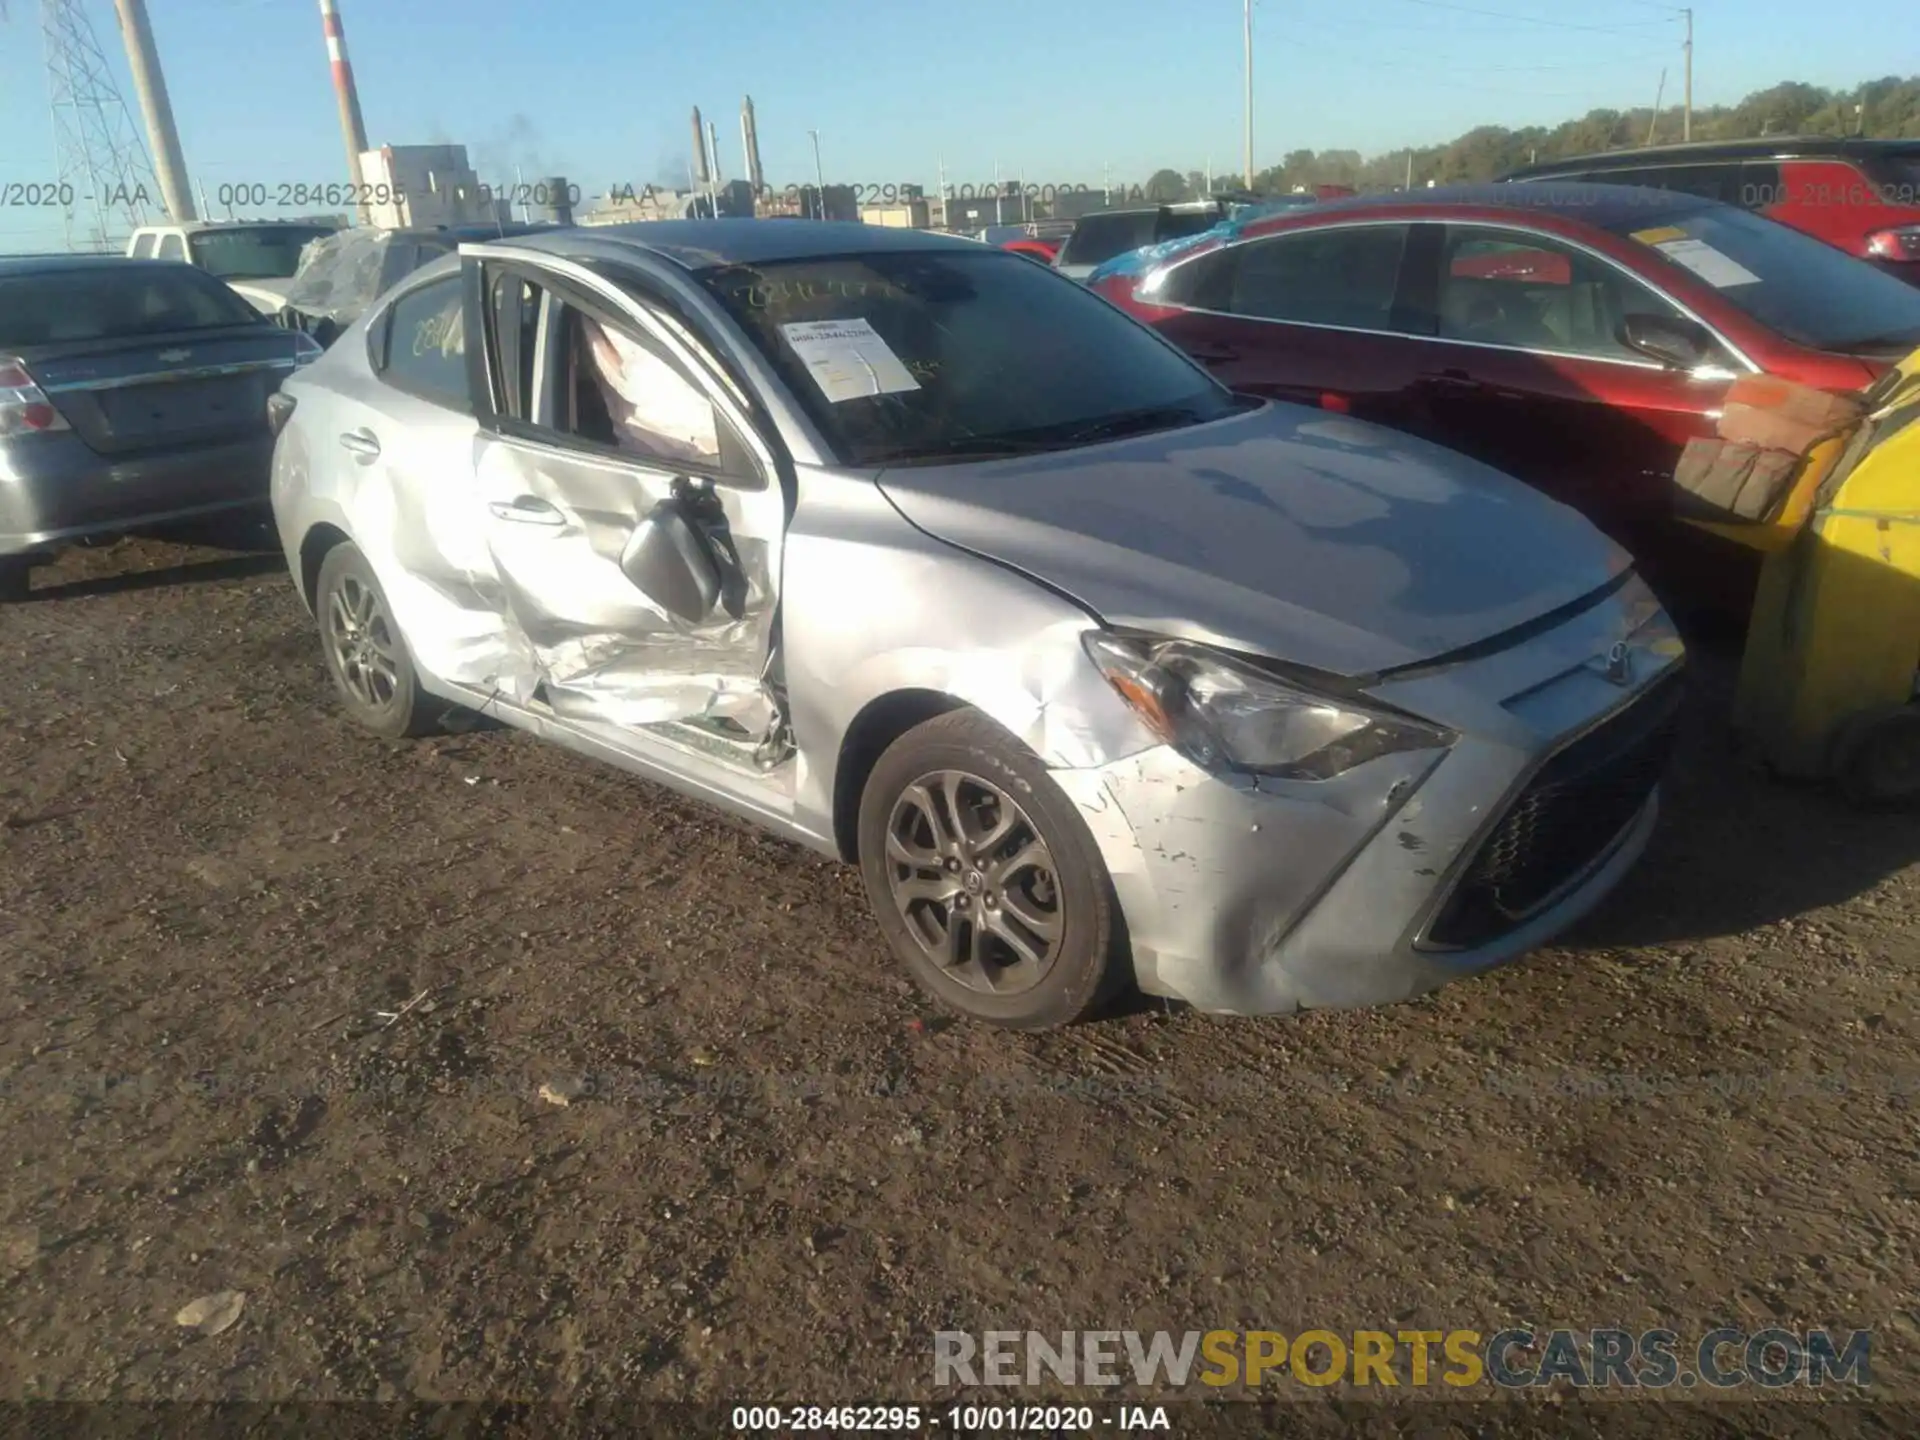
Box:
left=459, top=244, right=786, bottom=743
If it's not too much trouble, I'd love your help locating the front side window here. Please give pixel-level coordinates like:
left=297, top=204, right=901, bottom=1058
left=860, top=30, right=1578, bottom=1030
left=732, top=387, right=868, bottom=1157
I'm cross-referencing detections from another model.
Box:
left=378, top=276, right=468, bottom=407
left=699, top=247, right=1236, bottom=467
left=1437, top=226, right=1686, bottom=362
left=1218, top=224, right=1410, bottom=330
left=129, top=233, right=157, bottom=259
left=556, top=303, right=727, bottom=468
left=485, top=269, right=747, bottom=475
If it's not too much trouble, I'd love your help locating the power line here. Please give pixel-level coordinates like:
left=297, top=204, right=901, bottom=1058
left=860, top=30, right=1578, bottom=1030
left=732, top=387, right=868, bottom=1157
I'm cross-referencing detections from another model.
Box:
left=1284, top=20, right=1672, bottom=70
left=1280, top=43, right=1663, bottom=99
left=1376, top=0, right=1679, bottom=35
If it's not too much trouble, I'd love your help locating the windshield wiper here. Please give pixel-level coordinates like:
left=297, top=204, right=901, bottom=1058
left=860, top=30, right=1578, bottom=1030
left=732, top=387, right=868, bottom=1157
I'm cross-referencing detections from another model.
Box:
left=1053, top=404, right=1212, bottom=446
left=867, top=434, right=1062, bottom=464
left=864, top=404, right=1217, bottom=466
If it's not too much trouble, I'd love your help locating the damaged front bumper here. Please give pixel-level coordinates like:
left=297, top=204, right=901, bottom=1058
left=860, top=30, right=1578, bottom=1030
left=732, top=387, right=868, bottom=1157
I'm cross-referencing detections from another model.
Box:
left=1052, top=589, right=1685, bottom=1016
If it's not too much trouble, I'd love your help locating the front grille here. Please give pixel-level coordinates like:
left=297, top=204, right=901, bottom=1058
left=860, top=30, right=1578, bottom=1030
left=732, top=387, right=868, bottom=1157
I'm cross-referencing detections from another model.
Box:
left=1425, top=668, right=1685, bottom=950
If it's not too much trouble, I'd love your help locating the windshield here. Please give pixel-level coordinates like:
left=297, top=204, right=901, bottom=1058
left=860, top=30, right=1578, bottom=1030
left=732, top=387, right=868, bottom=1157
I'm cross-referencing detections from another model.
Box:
left=188, top=225, right=336, bottom=281
left=282, top=231, right=396, bottom=318
left=1611, top=205, right=1920, bottom=353
left=0, top=265, right=264, bottom=347
left=698, top=248, right=1237, bottom=466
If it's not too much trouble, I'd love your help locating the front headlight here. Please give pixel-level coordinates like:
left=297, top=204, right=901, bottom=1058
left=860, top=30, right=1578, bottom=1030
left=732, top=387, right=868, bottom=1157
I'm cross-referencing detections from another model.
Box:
left=1083, top=631, right=1455, bottom=782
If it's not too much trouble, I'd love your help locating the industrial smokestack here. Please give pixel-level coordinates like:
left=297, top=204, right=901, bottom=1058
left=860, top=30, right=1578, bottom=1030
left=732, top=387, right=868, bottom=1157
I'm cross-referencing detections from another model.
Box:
left=690, top=106, right=710, bottom=186
left=740, top=95, right=765, bottom=194
left=112, top=0, right=197, bottom=221
left=318, top=0, right=371, bottom=223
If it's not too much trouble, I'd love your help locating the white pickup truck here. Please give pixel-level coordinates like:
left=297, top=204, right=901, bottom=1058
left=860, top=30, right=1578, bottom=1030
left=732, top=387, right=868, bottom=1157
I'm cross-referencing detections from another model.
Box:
left=126, top=219, right=343, bottom=315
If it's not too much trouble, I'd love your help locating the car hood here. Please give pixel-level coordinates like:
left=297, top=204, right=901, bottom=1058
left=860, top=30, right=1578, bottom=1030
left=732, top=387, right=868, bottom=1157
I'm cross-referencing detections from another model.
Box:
left=875, top=403, right=1632, bottom=678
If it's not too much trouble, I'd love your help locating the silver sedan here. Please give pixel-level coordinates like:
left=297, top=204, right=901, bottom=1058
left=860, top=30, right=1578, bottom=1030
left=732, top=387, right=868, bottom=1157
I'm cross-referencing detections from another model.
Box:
left=268, top=221, right=1685, bottom=1029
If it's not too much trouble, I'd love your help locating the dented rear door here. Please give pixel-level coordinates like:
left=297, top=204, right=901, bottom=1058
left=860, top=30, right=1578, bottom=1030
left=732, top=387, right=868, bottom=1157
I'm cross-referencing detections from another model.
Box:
left=460, top=245, right=786, bottom=738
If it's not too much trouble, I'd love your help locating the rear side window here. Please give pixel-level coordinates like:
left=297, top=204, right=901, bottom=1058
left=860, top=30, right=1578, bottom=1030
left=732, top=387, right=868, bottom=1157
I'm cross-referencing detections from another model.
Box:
left=157, top=234, right=186, bottom=262
left=129, top=233, right=157, bottom=259
left=1863, top=150, right=1920, bottom=202
left=1526, top=163, right=1745, bottom=205
left=0, top=265, right=262, bottom=348
left=1058, top=211, right=1161, bottom=267
left=1203, top=225, right=1411, bottom=330
left=377, top=276, right=469, bottom=408
left=1616, top=164, right=1743, bottom=204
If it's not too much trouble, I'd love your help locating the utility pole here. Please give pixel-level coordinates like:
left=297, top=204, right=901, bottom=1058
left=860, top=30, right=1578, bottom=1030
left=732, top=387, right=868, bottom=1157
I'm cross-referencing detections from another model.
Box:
left=809, top=129, right=825, bottom=219
left=1243, top=0, right=1255, bottom=187
left=1404, top=151, right=1413, bottom=190
left=111, top=0, right=194, bottom=221
left=1648, top=68, right=1667, bottom=145
left=1682, top=7, right=1693, bottom=142
left=318, top=0, right=371, bottom=223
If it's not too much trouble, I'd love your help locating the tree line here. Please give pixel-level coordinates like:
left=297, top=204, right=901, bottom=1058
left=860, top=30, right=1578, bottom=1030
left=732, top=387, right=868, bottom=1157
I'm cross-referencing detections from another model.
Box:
left=1138, top=74, right=1920, bottom=201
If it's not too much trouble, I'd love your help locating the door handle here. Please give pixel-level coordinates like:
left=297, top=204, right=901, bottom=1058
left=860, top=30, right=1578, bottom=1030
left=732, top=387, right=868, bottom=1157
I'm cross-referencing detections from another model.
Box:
left=1188, top=344, right=1241, bottom=364
left=337, top=429, right=381, bottom=461
left=488, top=495, right=567, bottom=526
left=1421, top=369, right=1484, bottom=392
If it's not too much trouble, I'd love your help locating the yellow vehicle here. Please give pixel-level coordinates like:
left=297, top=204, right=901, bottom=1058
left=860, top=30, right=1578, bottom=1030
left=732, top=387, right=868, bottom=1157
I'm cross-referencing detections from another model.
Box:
left=1717, top=348, right=1920, bottom=804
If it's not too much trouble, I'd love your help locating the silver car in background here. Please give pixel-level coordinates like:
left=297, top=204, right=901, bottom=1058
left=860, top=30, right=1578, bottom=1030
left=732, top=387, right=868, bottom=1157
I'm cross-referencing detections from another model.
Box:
left=269, top=221, right=1685, bottom=1029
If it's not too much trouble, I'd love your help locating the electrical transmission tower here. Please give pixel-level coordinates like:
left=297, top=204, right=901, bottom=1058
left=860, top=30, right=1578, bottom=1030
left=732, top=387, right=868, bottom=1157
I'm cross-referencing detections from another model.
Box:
left=2, top=0, right=163, bottom=251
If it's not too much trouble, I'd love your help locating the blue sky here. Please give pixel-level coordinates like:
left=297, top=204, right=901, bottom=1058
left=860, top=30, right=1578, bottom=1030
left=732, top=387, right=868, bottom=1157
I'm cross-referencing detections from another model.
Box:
left=0, top=0, right=1912, bottom=250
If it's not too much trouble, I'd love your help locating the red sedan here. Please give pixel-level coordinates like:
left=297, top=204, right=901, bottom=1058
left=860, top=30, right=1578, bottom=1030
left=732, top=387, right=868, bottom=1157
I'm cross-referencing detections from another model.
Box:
left=1098, top=183, right=1920, bottom=617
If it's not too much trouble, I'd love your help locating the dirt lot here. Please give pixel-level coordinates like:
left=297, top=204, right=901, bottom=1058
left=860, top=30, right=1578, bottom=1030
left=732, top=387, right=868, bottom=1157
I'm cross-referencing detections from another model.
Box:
left=2, top=535, right=1918, bottom=1423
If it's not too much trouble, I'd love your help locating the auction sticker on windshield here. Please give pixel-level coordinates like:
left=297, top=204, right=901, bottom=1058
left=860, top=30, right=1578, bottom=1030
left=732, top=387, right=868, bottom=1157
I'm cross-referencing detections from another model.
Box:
left=1650, top=237, right=1761, bottom=289
left=779, top=318, right=921, bottom=403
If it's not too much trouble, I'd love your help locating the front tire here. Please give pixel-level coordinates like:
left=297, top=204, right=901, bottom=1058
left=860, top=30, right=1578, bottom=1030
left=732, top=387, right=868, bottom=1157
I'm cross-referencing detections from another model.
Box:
left=856, top=708, right=1126, bottom=1029
left=314, top=542, right=435, bottom=739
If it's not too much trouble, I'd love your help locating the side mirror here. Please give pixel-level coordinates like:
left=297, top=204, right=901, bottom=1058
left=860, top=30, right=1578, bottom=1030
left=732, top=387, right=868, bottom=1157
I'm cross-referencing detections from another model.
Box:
left=619, top=494, right=721, bottom=624
left=1617, top=312, right=1716, bottom=371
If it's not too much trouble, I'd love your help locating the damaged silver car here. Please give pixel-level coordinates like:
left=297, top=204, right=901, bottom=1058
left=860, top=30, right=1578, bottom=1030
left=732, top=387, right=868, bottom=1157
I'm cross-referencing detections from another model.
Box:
left=269, top=222, right=1686, bottom=1029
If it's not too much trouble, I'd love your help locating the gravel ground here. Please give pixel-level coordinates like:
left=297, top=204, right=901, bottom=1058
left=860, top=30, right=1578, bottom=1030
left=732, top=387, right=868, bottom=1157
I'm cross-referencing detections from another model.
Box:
left=1, top=535, right=1916, bottom=1428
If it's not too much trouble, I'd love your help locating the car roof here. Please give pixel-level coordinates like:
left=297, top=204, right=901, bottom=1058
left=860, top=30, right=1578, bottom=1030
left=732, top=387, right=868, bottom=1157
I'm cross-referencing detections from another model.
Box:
left=138, top=219, right=339, bottom=233
left=1269, top=181, right=1714, bottom=228
left=0, top=254, right=203, bottom=277
left=1504, top=135, right=1920, bottom=177
left=305, top=221, right=558, bottom=245
left=491, top=219, right=984, bottom=270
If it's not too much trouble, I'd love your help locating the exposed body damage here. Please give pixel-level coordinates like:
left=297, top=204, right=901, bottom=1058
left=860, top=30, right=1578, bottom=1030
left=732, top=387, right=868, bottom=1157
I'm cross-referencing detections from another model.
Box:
left=1050, top=573, right=1683, bottom=1014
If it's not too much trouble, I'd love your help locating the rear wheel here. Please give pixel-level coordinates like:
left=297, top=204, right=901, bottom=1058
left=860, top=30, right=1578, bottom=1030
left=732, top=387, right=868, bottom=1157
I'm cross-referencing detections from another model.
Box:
left=314, top=542, right=436, bottom=739
left=856, top=708, right=1125, bottom=1029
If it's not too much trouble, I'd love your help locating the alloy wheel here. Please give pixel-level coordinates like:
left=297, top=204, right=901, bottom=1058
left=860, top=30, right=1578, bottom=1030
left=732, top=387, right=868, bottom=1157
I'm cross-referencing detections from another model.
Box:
left=326, top=573, right=402, bottom=714
left=884, top=769, right=1065, bottom=995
